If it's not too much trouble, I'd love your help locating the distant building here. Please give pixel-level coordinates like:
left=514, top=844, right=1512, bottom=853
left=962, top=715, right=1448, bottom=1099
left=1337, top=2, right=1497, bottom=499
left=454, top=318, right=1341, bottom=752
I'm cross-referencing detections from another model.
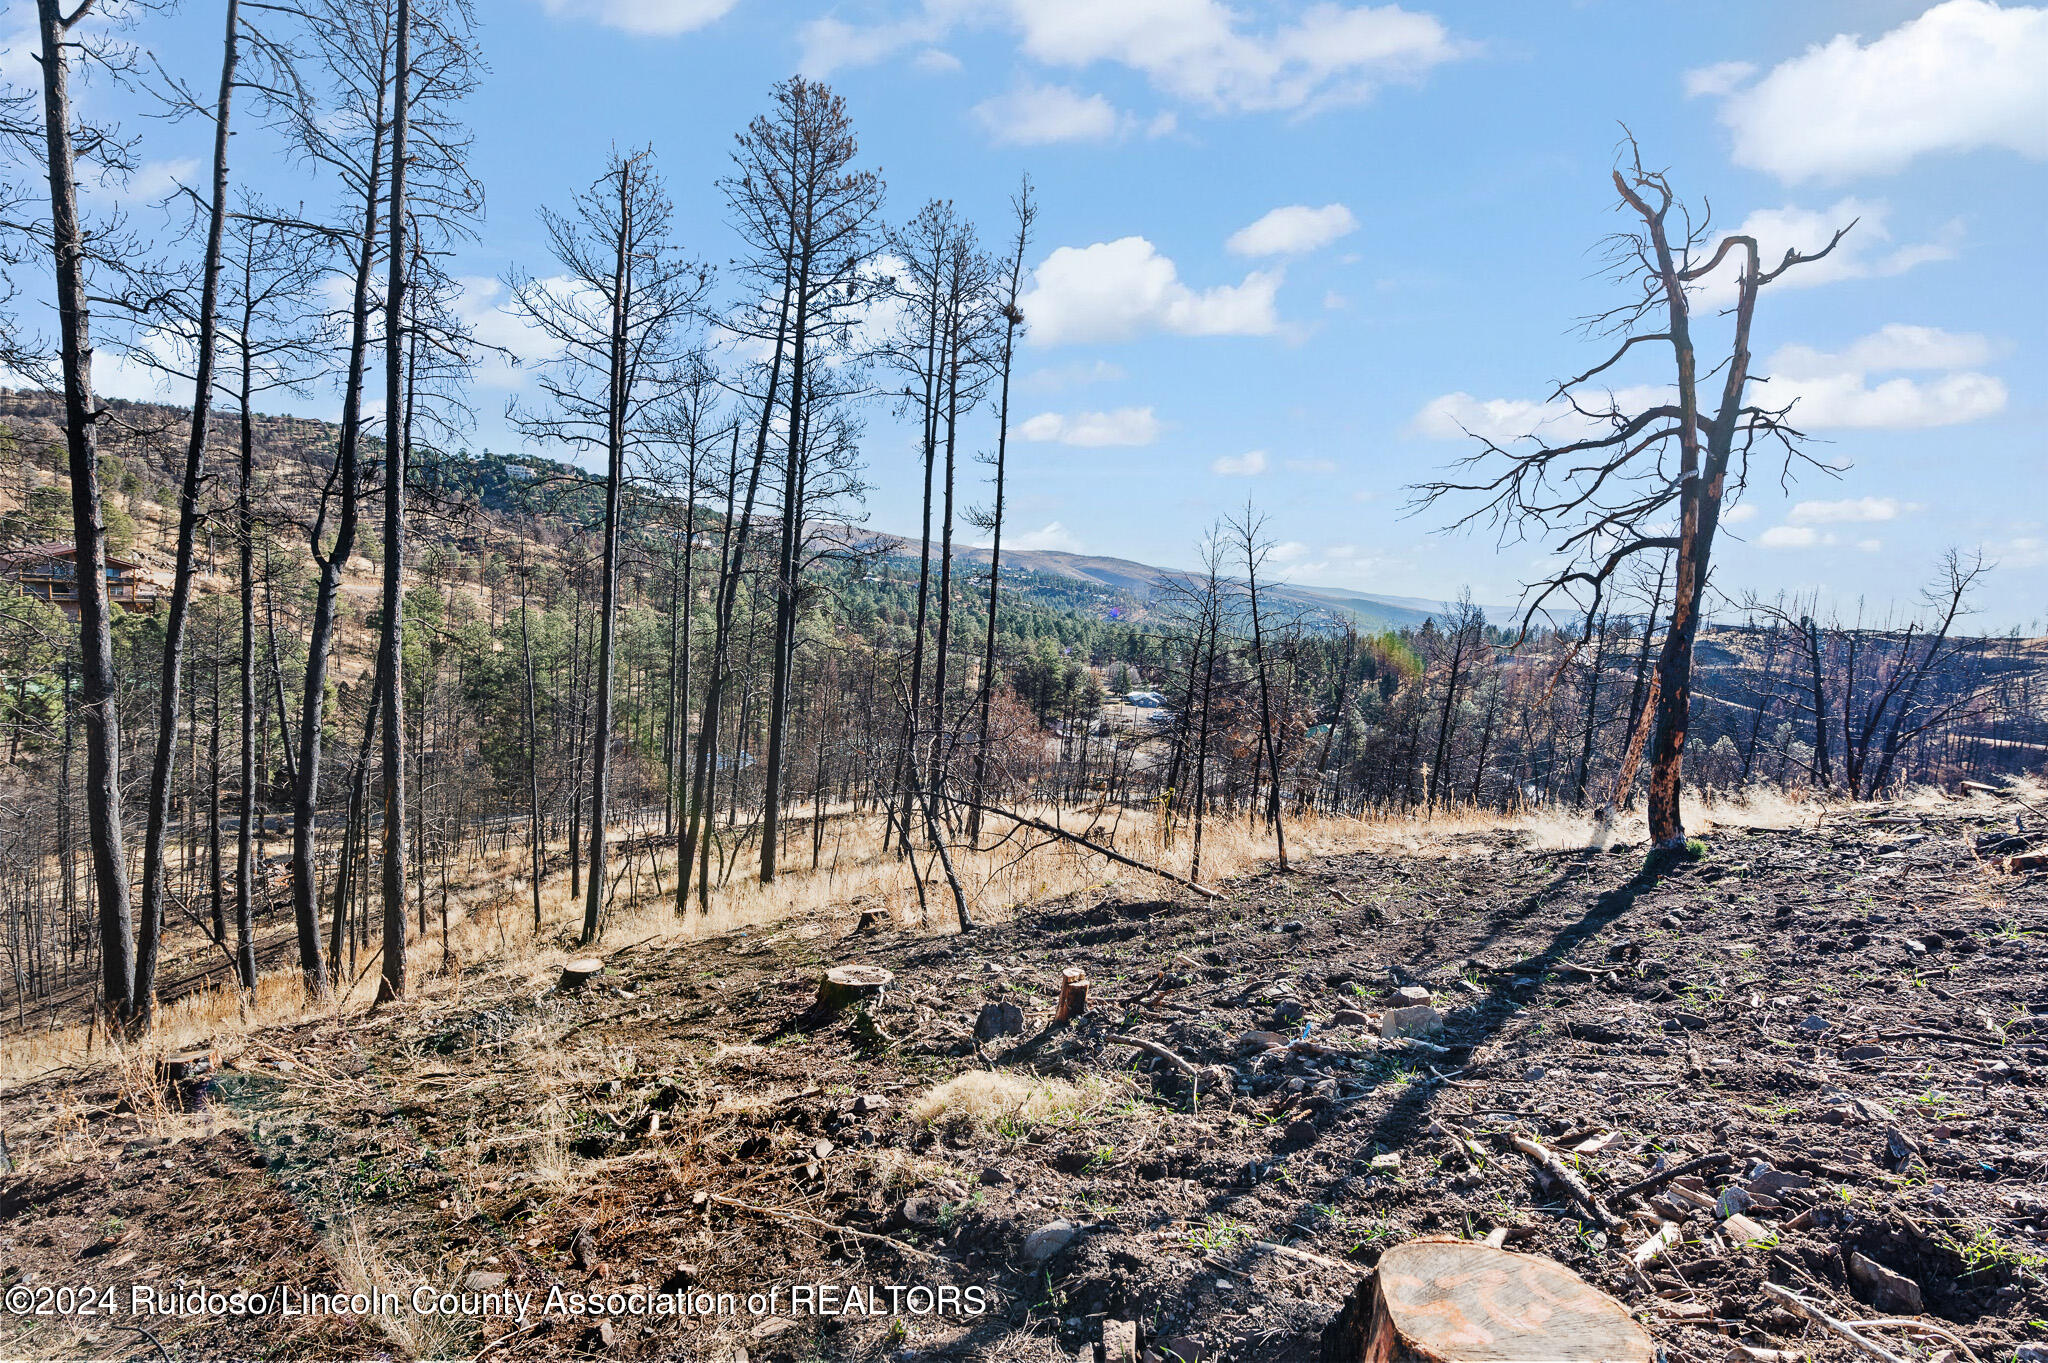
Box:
left=0, top=541, right=163, bottom=620
left=1125, top=690, right=1166, bottom=708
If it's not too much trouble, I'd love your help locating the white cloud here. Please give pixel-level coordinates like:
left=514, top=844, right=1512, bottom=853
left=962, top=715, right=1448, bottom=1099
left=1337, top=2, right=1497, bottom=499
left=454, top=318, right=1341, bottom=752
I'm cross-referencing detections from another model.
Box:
left=1771, top=323, right=1993, bottom=377
left=1284, top=456, right=1337, bottom=474
left=1408, top=386, right=1668, bottom=443
left=539, top=0, right=737, bottom=37
left=1764, top=325, right=2007, bottom=429
left=1787, top=496, right=1910, bottom=524
left=1690, top=200, right=1956, bottom=303
left=454, top=274, right=575, bottom=390
left=972, top=83, right=1122, bottom=145
left=1019, top=358, right=1126, bottom=391
left=1210, top=449, right=1268, bottom=476
left=1269, top=540, right=1311, bottom=563
left=1707, top=0, right=2048, bottom=182
left=801, top=0, right=1466, bottom=113
left=1227, top=203, right=1358, bottom=257
left=1760, top=525, right=1821, bottom=549
left=1019, top=237, right=1281, bottom=346
left=1016, top=406, right=1160, bottom=446
left=1010, top=521, right=1084, bottom=552
left=1724, top=504, right=1759, bottom=524
left=1856, top=538, right=1884, bottom=552
left=912, top=47, right=962, bottom=73
left=1683, top=60, right=1755, bottom=98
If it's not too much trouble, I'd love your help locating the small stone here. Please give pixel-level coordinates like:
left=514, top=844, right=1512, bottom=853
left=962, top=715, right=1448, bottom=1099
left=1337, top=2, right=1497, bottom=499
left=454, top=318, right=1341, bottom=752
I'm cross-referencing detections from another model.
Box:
left=2012, top=1345, right=2048, bottom=1363
left=1368, top=1153, right=1402, bottom=1172
left=1378, top=1005, right=1443, bottom=1039
left=461, top=1271, right=509, bottom=1292
left=1523, top=1064, right=1548, bottom=1082
left=852, top=1093, right=891, bottom=1114
left=1747, top=1169, right=1814, bottom=1198
left=1021, top=1220, right=1077, bottom=1264
left=1798, top=1015, right=1832, bottom=1034
left=1843, top=1044, right=1887, bottom=1061
left=1329, top=1009, right=1370, bottom=1027
left=1280, top=920, right=1305, bottom=933
left=1270, top=999, right=1306, bottom=1026
left=1281, top=1119, right=1318, bottom=1144
left=1849, top=1251, right=1925, bottom=1315
left=1236, top=1030, right=1288, bottom=1053
left=978, top=1166, right=1010, bottom=1186
left=570, top=1228, right=599, bottom=1271
left=1392, top=985, right=1432, bottom=1006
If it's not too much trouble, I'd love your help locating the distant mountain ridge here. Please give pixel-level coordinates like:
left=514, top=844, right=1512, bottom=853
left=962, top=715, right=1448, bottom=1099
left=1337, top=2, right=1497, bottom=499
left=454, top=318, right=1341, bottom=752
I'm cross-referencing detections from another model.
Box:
left=852, top=532, right=1468, bottom=634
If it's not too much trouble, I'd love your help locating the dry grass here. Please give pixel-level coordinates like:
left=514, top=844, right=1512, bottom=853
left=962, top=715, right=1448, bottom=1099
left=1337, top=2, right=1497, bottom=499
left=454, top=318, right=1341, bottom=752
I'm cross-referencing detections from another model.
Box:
left=0, top=783, right=1952, bottom=1088
left=908, top=1070, right=1111, bottom=1136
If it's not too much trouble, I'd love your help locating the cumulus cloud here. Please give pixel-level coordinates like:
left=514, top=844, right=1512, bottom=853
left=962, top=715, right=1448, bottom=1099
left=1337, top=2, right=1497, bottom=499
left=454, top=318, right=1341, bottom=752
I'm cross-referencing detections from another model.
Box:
left=1689, top=200, right=1957, bottom=304
left=1020, top=359, right=1127, bottom=391
left=539, top=0, right=738, bottom=37
left=1019, top=237, right=1281, bottom=346
left=1010, top=521, right=1084, bottom=552
left=1682, top=60, right=1755, bottom=97
left=1227, top=203, right=1358, bottom=257
left=1764, top=325, right=2007, bottom=429
left=1210, top=449, right=1268, bottom=476
left=800, top=0, right=1465, bottom=113
left=1788, top=496, right=1911, bottom=524
left=1408, top=385, right=1667, bottom=443
left=972, top=83, right=1122, bottom=144
left=1701, top=0, right=2048, bottom=181
left=1016, top=406, right=1160, bottom=446
left=1760, top=525, right=1822, bottom=549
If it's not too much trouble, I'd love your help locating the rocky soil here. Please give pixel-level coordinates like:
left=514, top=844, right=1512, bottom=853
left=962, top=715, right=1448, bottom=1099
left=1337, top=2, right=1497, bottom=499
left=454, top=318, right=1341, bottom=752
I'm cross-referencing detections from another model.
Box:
left=2, top=793, right=2045, bottom=1363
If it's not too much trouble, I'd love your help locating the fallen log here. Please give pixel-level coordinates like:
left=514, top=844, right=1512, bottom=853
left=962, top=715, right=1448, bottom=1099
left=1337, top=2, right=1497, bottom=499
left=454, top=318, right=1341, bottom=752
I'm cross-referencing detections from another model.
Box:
left=947, top=798, right=1222, bottom=898
left=1612, top=1150, right=1733, bottom=1204
left=1320, top=1238, right=1653, bottom=1363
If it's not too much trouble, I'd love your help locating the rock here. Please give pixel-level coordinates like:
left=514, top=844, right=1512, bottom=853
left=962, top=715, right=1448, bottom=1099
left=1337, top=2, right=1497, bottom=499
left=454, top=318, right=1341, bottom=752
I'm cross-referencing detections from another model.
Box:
left=1236, top=1030, right=1288, bottom=1053
left=1747, top=1169, right=1814, bottom=1198
left=1282, top=1119, right=1319, bottom=1145
left=1021, top=1220, right=1077, bottom=1265
left=1392, top=985, right=1432, bottom=1006
left=978, top=1166, right=1010, bottom=1186
left=1884, top=1127, right=1921, bottom=1172
left=461, top=1271, right=509, bottom=1291
left=1329, top=1009, right=1371, bottom=1027
left=1849, top=1251, right=1925, bottom=1315
left=1103, top=1319, right=1141, bottom=1363
left=1147, top=1336, right=1210, bottom=1363
left=1271, top=999, right=1307, bottom=1026
left=1523, top=1065, right=1549, bottom=1083
left=1716, top=1186, right=1753, bottom=1217
left=974, top=1001, right=1025, bottom=1041
left=1281, top=920, right=1305, bottom=933
left=1798, top=1014, right=1832, bottom=1034
left=1843, top=1043, right=1887, bottom=1061
left=852, top=1093, right=891, bottom=1114
left=898, top=1197, right=943, bottom=1231
left=570, top=1228, right=599, bottom=1271
left=1379, top=1005, right=1443, bottom=1039
left=2012, top=1345, right=2048, bottom=1363
left=1369, top=1153, right=1402, bottom=1172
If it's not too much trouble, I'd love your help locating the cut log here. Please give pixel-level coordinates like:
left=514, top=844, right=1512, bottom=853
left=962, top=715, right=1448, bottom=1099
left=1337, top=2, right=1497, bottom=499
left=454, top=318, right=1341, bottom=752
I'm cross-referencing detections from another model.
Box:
left=557, top=958, right=605, bottom=993
left=1053, top=968, right=1089, bottom=1024
left=156, top=1051, right=214, bottom=1086
left=1320, top=1238, right=1654, bottom=1363
left=815, top=964, right=893, bottom=1012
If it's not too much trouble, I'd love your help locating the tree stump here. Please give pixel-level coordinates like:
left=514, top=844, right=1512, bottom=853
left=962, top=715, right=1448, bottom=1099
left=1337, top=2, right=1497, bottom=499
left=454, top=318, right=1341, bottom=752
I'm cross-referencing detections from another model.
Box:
left=1053, top=968, right=1089, bottom=1024
left=156, top=1051, right=215, bottom=1113
left=557, top=958, right=605, bottom=993
left=815, top=964, right=893, bottom=1012
left=1321, top=1239, right=1654, bottom=1363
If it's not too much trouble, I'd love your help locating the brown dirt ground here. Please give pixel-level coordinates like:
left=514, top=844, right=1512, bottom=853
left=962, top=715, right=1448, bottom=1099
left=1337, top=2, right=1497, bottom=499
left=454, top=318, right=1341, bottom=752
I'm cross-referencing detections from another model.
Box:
left=3, top=795, right=2045, bottom=1363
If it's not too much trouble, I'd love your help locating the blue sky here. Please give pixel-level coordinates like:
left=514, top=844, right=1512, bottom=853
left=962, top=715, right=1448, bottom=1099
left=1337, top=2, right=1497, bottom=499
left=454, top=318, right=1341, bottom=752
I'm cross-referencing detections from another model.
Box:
left=49, top=0, right=2048, bottom=628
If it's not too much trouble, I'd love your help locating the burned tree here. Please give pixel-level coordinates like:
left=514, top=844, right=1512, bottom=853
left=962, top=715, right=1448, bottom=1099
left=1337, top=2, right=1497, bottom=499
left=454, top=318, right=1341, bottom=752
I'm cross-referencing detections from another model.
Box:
left=1420, top=136, right=1848, bottom=848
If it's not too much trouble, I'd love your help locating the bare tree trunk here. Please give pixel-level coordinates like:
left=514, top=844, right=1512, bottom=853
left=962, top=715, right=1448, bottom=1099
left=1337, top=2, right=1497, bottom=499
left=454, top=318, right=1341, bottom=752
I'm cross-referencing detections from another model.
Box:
left=36, top=0, right=135, bottom=1023
left=135, top=0, right=240, bottom=1027
left=375, top=0, right=411, bottom=1004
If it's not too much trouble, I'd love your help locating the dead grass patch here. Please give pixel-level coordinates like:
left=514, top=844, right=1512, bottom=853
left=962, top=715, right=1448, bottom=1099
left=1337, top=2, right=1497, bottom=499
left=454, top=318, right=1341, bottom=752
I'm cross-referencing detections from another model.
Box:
left=908, top=1070, right=1110, bottom=1137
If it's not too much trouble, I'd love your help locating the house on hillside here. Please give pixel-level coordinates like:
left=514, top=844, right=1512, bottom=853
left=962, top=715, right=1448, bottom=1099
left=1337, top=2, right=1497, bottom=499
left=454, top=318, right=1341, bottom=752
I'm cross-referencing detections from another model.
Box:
left=0, top=541, right=164, bottom=620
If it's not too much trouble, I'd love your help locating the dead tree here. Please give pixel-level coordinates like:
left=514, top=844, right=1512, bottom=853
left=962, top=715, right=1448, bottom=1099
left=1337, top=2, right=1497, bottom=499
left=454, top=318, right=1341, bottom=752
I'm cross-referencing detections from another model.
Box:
left=508, top=148, right=708, bottom=944
left=1419, top=134, right=1848, bottom=847
left=967, top=175, right=1033, bottom=842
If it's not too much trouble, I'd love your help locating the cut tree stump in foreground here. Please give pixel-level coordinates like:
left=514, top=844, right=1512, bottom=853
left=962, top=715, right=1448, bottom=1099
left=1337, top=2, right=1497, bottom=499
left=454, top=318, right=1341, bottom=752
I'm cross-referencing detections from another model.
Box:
left=1054, top=968, right=1089, bottom=1023
left=1321, top=1239, right=1654, bottom=1363
left=557, top=958, right=605, bottom=993
left=816, top=964, right=894, bottom=1012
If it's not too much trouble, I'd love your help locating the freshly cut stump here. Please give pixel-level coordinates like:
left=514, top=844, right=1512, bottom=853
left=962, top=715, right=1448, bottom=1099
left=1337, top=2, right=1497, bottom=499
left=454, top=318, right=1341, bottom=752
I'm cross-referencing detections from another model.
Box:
left=557, top=958, right=605, bottom=992
left=815, top=964, right=893, bottom=1012
left=1321, top=1238, right=1654, bottom=1363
